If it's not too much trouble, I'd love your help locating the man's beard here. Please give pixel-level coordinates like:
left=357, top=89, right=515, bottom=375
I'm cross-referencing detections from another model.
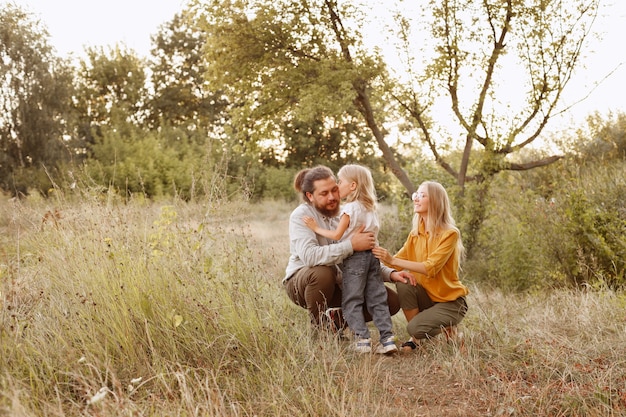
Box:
left=314, top=201, right=339, bottom=218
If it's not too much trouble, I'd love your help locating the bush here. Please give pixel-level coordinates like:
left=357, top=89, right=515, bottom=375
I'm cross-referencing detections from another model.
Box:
left=467, top=157, right=626, bottom=291
left=256, top=166, right=299, bottom=201
left=83, top=125, right=211, bottom=200
left=556, top=163, right=626, bottom=287
left=5, top=166, right=55, bottom=197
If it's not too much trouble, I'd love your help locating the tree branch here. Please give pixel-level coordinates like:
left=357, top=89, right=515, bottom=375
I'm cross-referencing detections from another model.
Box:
left=507, top=155, right=563, bottom=171
left=324, top=0, right=415, bottom=192
left=391, top=92, right=459, bottom=179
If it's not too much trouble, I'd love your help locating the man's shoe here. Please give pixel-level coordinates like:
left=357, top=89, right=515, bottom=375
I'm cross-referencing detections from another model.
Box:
left=375, top=336, right=398, bottom=354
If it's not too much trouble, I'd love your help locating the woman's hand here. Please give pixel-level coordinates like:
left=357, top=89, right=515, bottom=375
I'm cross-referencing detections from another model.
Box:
left=372, top=246, right=393, bottom=264
left=390, top=270, right=416, bottom=286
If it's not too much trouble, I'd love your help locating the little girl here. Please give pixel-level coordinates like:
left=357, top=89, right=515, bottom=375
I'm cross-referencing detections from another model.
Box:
left=303, top=164, right=397, bottom=354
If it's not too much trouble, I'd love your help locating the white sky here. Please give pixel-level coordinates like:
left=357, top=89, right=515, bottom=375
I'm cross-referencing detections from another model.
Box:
left=552, top=1, right=626, bottom=128
left=4, top=0, right=625, bottom=130
left=5, top=0, right=186, bottom=58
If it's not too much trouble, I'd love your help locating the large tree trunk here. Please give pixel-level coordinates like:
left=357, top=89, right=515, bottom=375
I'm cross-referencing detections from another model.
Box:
left=352, top=80, right=415, bottom=193
left=457, top=178, right=491, bottom=257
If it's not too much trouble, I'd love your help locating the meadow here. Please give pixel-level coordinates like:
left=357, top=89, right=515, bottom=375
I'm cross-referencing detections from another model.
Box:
left=1, top=194, right=625, bottom=416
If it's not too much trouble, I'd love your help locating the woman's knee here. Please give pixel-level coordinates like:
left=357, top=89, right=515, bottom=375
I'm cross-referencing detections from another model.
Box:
left=406, top=313, right=447, bottom=339
left=406, top=317, right=432, bottom=339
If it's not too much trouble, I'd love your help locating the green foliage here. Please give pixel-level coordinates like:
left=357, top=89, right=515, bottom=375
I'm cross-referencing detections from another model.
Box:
left=147, top=10, right=227, bottom=131
left=73, top=45, right=147, bottom=144
left=466, top=154, right=626, bottom=291
left=468, top=181, right=557, bottom=291
left=2, top=0, right=622, bottom=295
left=387, top=0, right=600, bottom=254
left=5, top=166, right=56, bottom=197
left=255, top=166, right=299, bottom=201
left=198, top=0, right=389, bottom=171
left=443, top=112, right=624, bottom=290
left=570, top=112, right=626, bottom=162
left=557, top=164, right=626, bottom=287
left=0, top=4, right=75, bottom=195
left=84, top=124, right=209, bottom=200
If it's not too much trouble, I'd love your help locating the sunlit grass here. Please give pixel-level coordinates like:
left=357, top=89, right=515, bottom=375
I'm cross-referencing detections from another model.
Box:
left=1, top=193, right=625, bottom=416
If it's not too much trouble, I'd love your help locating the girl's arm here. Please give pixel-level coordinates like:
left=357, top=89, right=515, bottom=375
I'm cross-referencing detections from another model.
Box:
left=289, top=205, right=353, bottom=270
left=303, top=214, right=351, bottom=241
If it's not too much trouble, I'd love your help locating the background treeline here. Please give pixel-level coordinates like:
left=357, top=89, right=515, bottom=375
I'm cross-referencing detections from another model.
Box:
left=1, top=2, right=624, bottom=290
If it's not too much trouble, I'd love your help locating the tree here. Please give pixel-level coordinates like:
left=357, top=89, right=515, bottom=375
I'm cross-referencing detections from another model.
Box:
left=73, top=45, right=147, bottom=146
left=147, top=10, right=227, bottom=132
left=196, top=0, right=393, bottom=168
left=384, top=0, right=599, bottom=251
left=196, top=0, right=600, bottom=254
left=0, top=4, right=74, bottom=195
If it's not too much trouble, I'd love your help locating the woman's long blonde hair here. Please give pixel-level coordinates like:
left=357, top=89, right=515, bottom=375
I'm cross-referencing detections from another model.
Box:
left=338, top=164, right=377, bottom=211
left=414, top=181, right=465, bottom=263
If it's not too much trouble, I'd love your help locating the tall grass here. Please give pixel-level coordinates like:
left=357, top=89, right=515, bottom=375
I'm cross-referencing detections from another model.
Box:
left=1, top=194, right=625, bottom=416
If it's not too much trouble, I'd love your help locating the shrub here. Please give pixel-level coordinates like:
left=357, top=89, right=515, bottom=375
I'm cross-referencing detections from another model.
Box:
left=467, top=157, right=626, bottom=291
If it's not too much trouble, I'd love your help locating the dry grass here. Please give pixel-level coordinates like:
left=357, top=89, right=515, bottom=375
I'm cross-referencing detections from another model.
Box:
left=1, top=193, right=625, bottom=416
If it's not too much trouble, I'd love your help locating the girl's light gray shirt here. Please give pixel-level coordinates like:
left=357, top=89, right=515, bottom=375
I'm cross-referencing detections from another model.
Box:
left=337, top=200, right=379, bottom=244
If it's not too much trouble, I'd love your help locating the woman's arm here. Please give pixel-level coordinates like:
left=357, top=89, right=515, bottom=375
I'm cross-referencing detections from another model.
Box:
left=373, top=247, right=427, bottom=275
left=373, top=230, right=458, bottom=278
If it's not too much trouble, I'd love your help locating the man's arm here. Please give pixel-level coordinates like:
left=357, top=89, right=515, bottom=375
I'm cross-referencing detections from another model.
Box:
left=350, top=225, right=375, bottom=251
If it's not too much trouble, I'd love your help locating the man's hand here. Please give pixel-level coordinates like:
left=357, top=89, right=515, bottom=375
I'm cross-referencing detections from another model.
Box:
left=350, top=225, right=375, bottom=251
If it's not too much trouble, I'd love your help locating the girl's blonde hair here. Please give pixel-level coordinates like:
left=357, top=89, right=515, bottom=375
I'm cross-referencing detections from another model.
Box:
left=338, top=164, right=377, bottom=211
left=413, top=181, right=465, bottom=264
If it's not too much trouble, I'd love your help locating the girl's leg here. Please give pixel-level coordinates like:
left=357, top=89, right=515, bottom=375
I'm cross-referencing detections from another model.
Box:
left=364, top=286, right=400, bottom=322
left=363, top=253, right=394, bottom=341
left=341, top=253, right=370, bottom=339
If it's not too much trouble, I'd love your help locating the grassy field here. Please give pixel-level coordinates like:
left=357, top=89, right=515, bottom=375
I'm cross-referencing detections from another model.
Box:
left=1, top=194, right=626, bottom=416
